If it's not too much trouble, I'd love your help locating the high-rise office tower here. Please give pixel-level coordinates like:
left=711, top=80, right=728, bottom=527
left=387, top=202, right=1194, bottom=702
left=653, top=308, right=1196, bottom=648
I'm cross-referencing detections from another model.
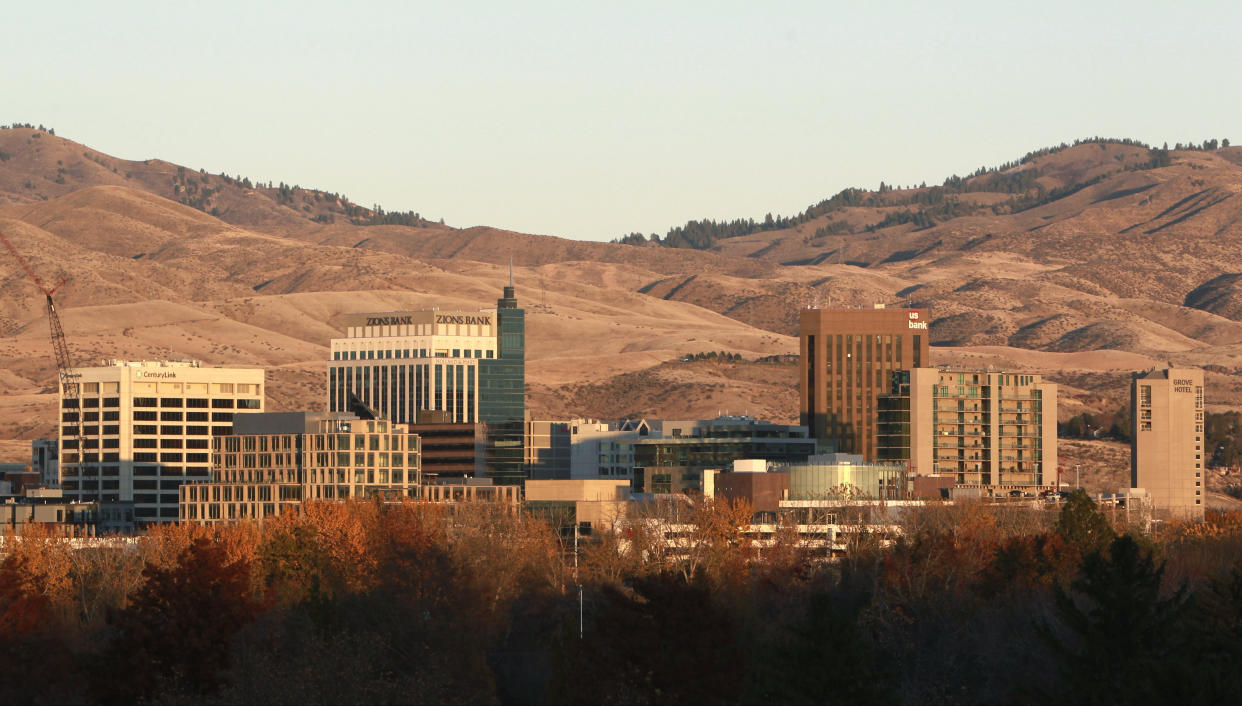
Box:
left=1131, top=367, right=1205, bottom=519
left=327, top=281, right=526, bottom=483
left=800, top=306, right=929, bottom=460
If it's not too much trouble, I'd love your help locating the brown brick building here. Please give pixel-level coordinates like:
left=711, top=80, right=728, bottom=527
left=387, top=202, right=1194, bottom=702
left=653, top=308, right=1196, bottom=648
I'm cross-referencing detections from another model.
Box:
left=799, top=307, right=929, bottom=460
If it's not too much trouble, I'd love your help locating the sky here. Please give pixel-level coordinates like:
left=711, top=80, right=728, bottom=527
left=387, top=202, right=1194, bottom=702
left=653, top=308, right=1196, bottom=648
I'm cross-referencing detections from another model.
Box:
left=5, top=1, right=1240, bottom=241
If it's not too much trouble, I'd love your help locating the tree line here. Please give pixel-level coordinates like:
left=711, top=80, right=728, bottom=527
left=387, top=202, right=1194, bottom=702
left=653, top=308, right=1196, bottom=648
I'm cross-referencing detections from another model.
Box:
left=620, top=136, right=1234, bottom=249
left=1, top=494, right=1239, bottom=704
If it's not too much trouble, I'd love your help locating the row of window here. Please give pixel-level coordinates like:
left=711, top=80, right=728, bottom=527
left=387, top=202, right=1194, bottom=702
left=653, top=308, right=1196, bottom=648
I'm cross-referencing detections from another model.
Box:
left=333, top=348, right=495, bottom=361
left=134, top=438, right=210, bottom=449
left=133, top=452, right=210, bottom=463
left=61, top=398, right=120, bottom=409
left=133, top=411, right=233, bottom=422
left=131, top=397, right=260, bottom=409
left=62, top=411, right=120, bottom=422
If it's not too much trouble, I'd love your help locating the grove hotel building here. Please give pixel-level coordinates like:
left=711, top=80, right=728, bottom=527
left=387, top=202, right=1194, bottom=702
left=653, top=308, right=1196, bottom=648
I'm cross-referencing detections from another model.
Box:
left=800, top=306, right=930, bottom=460
left=60, top=360, right=263, bottom=525
left=877, top=368, right=1057, bottom=493
left=327, top=283, right=526, bottom=483
left=1131, top=368, right=1205, bottom=519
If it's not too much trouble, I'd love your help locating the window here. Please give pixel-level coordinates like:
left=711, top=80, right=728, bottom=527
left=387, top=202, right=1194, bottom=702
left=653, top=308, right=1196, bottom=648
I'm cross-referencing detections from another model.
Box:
left=237, top=399, right=260, bottom=409
left=134, top=397, right=158, bottom=408
left=212, top=399, right=235, bottom=409
left=186, top=398, right=209, bottom=408
left=160, top=398, right=182, bottom=408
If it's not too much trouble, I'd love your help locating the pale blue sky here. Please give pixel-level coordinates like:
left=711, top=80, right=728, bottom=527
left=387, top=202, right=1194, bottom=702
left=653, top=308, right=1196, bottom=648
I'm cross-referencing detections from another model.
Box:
left=6, top=1, right=1238, bottom=241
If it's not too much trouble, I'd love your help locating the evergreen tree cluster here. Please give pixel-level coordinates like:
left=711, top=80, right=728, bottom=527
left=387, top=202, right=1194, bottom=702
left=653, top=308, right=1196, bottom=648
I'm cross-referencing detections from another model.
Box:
left=680, top=350, right=744, bottom=362
left=0, top=123, right=54, bottom=134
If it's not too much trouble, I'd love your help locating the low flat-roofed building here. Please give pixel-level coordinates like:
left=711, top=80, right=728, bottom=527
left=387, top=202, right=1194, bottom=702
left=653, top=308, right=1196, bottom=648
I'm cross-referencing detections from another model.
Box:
left=525, top=478, right=631, bottom=532
left=422, top=478, right=521, bottom=506
left=631, top=416, right=816, bottom=495
left=0, top=487, right=99, bottom=537
left=787, top=453, right=908, bottom=501
left=711, top=461, right=790, bottom=522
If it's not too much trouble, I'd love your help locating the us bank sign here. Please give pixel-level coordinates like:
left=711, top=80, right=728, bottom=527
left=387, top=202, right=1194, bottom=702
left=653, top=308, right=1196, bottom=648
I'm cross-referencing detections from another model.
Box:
left=908, top=311, right=928, bottom=330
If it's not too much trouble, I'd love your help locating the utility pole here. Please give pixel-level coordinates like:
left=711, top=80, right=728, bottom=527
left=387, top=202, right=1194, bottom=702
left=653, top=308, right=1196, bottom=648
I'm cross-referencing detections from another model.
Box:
left=574, top=521, right=583, bottom=640
left=1075, top=464, right=1081, bottom=489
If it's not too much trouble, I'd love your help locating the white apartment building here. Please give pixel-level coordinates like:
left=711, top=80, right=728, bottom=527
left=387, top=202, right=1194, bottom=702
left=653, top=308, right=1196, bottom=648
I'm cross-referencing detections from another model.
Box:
left=60, top=360, right=264, bottom=525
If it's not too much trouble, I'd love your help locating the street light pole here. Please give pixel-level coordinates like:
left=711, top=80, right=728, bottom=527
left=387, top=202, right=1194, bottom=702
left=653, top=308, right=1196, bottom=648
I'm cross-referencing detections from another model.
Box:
left=1075, top=464, right=1081, bottom=489
left=575, top=522, right=583, bottom=640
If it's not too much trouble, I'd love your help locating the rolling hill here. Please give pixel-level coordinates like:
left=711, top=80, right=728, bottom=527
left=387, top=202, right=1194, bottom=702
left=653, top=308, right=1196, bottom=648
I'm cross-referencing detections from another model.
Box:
left=3, top=125, right=1242, bottom=459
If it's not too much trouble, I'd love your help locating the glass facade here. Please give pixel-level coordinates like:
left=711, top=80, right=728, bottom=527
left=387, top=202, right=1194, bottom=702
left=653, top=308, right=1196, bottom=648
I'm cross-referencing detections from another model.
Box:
left=479, top=287, right=526, bottom=485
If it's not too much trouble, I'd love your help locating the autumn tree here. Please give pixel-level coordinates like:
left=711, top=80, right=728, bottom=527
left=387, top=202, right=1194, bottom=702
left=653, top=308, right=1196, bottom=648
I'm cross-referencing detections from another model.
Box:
left=95, top=537, right=260, bottom=703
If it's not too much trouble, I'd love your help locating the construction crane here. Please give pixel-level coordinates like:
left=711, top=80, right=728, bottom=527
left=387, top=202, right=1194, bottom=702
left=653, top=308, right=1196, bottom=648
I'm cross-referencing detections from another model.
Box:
left=0, top=227, right=81, bottom=468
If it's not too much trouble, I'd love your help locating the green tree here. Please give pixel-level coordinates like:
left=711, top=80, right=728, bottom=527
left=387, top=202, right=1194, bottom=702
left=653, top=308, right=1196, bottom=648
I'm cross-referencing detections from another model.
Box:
left=1054, top=489, right=1115, bottom=555
left=1046, top=535, right=1188, bottom=704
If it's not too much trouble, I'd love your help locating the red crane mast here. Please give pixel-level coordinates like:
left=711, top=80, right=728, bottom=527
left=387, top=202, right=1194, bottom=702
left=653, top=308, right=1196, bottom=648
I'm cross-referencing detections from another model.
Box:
left=0, top=228, right=81, bottom=464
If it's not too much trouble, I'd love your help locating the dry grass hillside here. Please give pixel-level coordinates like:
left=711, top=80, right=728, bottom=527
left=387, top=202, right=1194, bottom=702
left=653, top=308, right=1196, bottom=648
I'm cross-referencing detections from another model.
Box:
left=2, top=127, right=1242, bottom=460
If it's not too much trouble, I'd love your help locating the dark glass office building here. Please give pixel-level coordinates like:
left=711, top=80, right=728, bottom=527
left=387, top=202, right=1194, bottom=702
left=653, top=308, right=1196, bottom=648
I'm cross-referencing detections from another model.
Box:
left=478, top=284, right=526, bottom=484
